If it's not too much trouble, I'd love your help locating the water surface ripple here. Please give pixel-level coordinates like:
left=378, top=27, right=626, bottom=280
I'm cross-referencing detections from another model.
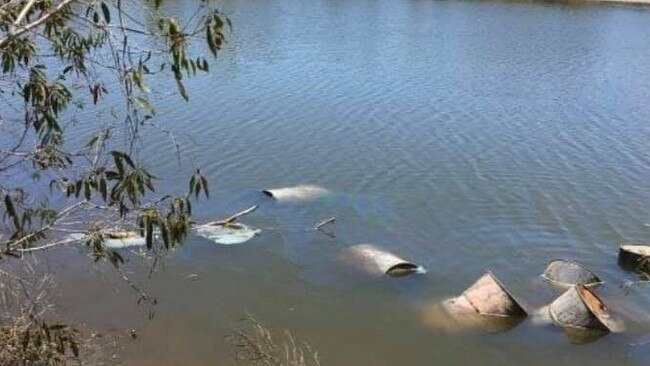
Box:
left=56, top=0, right=650, bottom=365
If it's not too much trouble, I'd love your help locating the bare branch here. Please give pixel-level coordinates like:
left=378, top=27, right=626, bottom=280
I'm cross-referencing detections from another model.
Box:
left=314, top=217, right=336, bottom=230
left=3, top=201, right=87, bottom=252
left=12, top=0, right=37, bottom=29
left=16, top=237, right=77, bottom=253
left=204, top=205, right=259, bottom=226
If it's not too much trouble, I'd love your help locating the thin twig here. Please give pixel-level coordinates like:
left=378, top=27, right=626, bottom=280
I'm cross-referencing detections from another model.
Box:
left=204, top=205, right=259, bottom=226
left=314, top=217, right=336, bottom=230
left=15, top=238, right=78, bottom=253
left=308, top=217, right=336, bottom=238
left=3, top=201, right=87, bottom=252
left=11, top=0, right=37, bottom=28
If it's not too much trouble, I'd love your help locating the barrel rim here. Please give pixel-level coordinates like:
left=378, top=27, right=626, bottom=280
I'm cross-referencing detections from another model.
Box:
left=619, top=243, right=650, bottom=255
left=261, top=189, right=275, bottom=198
left=575, top=285, right=614, bottom=332
left=386, top=262, right=420, bottom=277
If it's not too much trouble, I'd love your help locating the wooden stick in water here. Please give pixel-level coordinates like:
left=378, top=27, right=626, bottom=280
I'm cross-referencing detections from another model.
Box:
left=314, top=217, right=336, bottom=230
left=206, top=205, right=259, bottom=226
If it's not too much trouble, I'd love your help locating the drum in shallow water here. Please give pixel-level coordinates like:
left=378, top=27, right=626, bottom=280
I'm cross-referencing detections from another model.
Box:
left=423, top=300, right=525, bottom=334
left=194, top=223, right=260, bottom=245
left=68, top=231, right=146, bottom=249
left=262, top=185, right=330, bottom=202
left=547, top=285, right=625, bottom=333
left=342, top=244, right=424, bottom=277
left=422, top=272, right=527, bottom=333
left=455, top=271, right=528, bottom=317
left=618, top=244, right=650, bottom=272
left=542, top=260, right=601, bottom=288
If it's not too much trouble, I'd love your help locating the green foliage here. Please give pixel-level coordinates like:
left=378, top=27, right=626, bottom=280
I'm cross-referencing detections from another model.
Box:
left=0, top=1, right=230, bottom=259
left=0, top=1, right=231, bottom=363
left=189, top=169, right=210, bottom=199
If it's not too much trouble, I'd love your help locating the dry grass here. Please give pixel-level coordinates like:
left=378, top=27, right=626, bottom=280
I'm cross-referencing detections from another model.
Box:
left=230, top=316, right=321, bottom=366
left=0, top=319, right=79, bottom=366
left=0, top=259, right=99, bottom=366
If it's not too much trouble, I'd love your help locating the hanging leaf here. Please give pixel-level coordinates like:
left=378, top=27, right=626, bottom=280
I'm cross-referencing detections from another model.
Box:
left=4, top=194, right=16, bottom=219
left=110, top=150, right=135, bottom=168
left=134, top=96, right=155, bottom=115
left=206, top=25, right=217, bottom=56
left=145, top=219, right=153, bottom=249
left=188, top=175, right=196, bottom=196
left=108, top=250, right=124, bottom=268
left=100, top=2, right=110, bottom=23
left=200, top=174, right=209, bottom=198
left=99, top=178, right=107, bottom=201
left=75, top=180, right=82, bottom=198
left=160, top=222, right=170, bottom=249
left=175, top=78, right=188, bottom=101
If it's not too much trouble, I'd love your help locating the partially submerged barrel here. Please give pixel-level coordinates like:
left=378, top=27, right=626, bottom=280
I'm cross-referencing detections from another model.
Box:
left=194, top=223, right=260, bottom=245
left=68, top=231, right=146, bottom=249
left=456, top=271, right=528, bottom=317
left=105, top=231, right=136, bottom=240
left=618, top=244, right=650, bottom=272
left=543, top=260, right=601, bottom=288
left=104, top=231, right=146, bottom=249
left=429, top=272, right=527, bottom=333
left=262, top=185, right=329, bottom=202
left=342, top=244, right=423, bottom=277
left=547, top=285, right=624, bottom=333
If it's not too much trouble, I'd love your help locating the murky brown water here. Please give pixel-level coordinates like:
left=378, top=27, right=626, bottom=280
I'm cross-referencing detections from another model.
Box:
left=39, top=0, right=650, bottom=364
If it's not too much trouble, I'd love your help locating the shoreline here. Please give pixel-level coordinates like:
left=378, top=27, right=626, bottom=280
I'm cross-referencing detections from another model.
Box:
left=496, top=0, right=650, bottom=6
left=591, top=0, right=650, bottom=5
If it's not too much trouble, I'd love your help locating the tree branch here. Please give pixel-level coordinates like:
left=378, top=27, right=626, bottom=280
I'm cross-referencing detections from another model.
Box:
left=0, top=0, right=76, bottom=49
left=16, top=237, right=77, bottom=253
left=12, top=0, right=37, bottom=29
left=204, top=205, right=259, bottom=226
left=3, top=201, right=86, bottom=252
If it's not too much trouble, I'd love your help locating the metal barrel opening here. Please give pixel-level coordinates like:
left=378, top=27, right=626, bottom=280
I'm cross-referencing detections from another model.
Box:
left=261, top=189, right=274, bottom=198
left=386, top=263, right=420, bottom=277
